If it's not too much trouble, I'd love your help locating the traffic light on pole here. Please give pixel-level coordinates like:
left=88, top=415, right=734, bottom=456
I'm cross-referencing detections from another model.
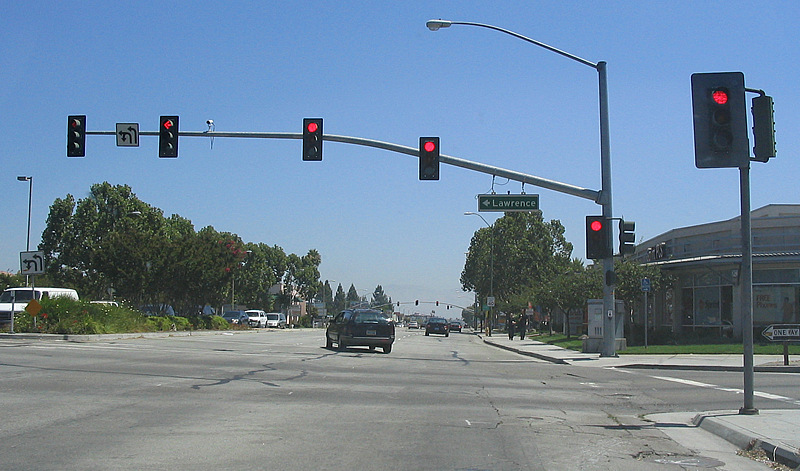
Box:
left=303, top=118, right=323, bottom=161
left=159, top=116, right=179, bottom=158
left=67, top=115, right=86, bottom=157
left=618, top=219, right=636, bottom=256
left=751, top=95, right=776, bottom=162
left=419, top=137, right=439, bottom=180
left=586, top=216, right=611, bottom=260
left=691, top=72, right=749, bottom=168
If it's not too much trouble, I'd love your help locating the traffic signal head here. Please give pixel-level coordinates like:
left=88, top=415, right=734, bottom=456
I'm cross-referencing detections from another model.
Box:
left=691, top=72, right=749, bottom=168
left=586, top=216, right=611, bottom=260
left=303, top=118, right=323, bottom=161
left=618, top=219, right=636, bottom=256
left=419, top=137, right=439, bottom=180
left=159, top=116, right=179, bottom=158
left=67, top=115, right=86, bottom=157
left=751, top=95, right=776, bottom=162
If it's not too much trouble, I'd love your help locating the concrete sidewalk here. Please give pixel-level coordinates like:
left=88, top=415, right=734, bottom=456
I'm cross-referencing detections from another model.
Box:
left=478, top=333, right=800, bottom=469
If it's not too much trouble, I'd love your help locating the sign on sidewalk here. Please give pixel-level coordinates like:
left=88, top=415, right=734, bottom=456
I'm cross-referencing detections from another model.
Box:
left=761, top=324, right=800, bottom=342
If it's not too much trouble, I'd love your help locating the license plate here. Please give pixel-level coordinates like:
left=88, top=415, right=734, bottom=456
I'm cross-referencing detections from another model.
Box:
left=366, top=330, right=377, bottom=336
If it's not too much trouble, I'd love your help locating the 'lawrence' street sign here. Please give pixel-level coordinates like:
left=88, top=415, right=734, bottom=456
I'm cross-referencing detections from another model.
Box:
left=478, top=194, right=540, bottom=212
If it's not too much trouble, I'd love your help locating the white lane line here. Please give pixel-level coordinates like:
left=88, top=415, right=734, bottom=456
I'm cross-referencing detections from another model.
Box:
left=651, top=375, right=800, bottom=406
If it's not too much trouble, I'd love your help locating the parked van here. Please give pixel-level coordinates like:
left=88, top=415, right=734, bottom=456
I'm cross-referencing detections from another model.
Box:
left=0, top=287, right=79, bottom=323
left=265, top=312, right=287, bottom=328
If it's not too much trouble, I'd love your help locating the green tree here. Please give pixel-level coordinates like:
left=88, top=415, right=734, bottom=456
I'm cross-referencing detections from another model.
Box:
left=332, top=284, right=347, bottom=313
left=371, top=285, right=390, bottom=309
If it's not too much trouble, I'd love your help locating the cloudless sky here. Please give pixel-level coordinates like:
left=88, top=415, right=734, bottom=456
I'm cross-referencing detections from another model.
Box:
left=3, top=1, right=799, bottom=315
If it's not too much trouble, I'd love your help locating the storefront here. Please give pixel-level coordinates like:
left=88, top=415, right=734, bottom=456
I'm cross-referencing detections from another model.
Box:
left=634, top=205, right=800, bottom=338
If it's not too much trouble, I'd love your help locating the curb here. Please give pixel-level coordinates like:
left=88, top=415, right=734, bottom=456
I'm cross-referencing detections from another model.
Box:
left=0, top=329, right=259, bottom=342
left=693, top=413, right=800, bottom=469
left=481, top=337, right=569, bottom=364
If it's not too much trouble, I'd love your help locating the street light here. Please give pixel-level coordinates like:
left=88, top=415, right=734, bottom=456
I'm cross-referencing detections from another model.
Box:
left=464, top=211, right=494, bottom=337
left=17, top=176, right=33, bottom=286
left=432, top=20, right=616, bottom=356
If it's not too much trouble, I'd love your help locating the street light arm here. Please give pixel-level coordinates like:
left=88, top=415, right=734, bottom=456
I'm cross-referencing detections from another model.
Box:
left=426, top=19, right=598, bottom=69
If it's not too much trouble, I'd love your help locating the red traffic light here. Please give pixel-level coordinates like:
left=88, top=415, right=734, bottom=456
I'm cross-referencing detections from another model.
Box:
left=163, top=119, right=174, bottom=130
left=307, top=121, right=318, bottom=133
left=590, top=219, right=604, bottom=232
left=423, top=140, right=436, bottom=153
left=712, top=89, right=729, bottom=105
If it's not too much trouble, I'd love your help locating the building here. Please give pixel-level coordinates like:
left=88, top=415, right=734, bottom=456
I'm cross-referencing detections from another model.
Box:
left=633, top=204, right=800, bottom=339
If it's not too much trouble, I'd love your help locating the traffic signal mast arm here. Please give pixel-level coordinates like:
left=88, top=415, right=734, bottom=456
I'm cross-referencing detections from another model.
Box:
left=82, top=128, right=601, bottom=202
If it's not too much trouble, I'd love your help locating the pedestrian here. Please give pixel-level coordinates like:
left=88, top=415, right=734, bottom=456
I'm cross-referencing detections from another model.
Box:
left=507, top=313, right=515, bottom=340
left=518, top=313, right=527, bottom=340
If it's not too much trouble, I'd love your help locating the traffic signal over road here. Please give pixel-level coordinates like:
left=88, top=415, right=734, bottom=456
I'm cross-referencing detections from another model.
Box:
left=691, top=72, right=749, bottom=168
left=303, top=118, right=323, bottom=161
left=159, top=116, right=179, bottom=158
left=419, top=137, right=439, bottom=180
left=618, top=219, right=636, bottom=256
left=586, top=216, right=611, bottom=260
left=751, top=95, right=776, bottom=162
left=67, top=115, right=86, bottom=157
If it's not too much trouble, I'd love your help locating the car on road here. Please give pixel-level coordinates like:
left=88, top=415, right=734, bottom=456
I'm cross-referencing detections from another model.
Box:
left=223, top=310, right=249, bottom=325
left=425, top=317, right=449, bottom=337
left=407, top=320, right=419, bottom=329
left=265, top=312, right=287, bottom=328
left=246, top=310, right=268, bottom=328
left=326, top=308, right=395, bottom=354
left=448, top=320, right=462, bottom=332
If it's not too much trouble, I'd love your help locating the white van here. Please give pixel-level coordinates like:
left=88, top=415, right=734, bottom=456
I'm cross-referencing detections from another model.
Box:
left=265, top=312, right=287, bottom=328
left=0, top=287, right=79, bottom=323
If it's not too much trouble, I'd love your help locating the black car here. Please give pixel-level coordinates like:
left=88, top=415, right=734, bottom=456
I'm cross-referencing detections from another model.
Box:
left=448, top=320, right=462, bottom=332
left=326, top=309, right=395, bottom=354
left=425, top=317, right=449, bottom=337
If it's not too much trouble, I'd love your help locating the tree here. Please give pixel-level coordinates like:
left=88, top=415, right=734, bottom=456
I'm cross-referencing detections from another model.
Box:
left=461, top=212, right=573, bottom=316
left=332, top=284, right=347, bottom=313
left=346, top=284, right=360, bottom=308
left=371, top=285, right=390, bottom=309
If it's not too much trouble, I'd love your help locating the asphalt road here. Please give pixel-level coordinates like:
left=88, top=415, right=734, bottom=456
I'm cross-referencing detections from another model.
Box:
left=0, top=328, right=789, bottom=470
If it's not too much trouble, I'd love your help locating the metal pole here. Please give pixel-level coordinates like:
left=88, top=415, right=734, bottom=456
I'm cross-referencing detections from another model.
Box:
left=598, top=62, right=617, bottom=357
left=739, top=165, right=758, bottom=415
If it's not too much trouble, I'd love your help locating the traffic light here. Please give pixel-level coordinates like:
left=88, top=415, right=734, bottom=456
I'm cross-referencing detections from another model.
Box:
left=303, top=118, right=323, bottom=161
left=586, top=216, right=611, bottom=260
left=419, top=137, right=439, bottom=180
left=618, top=219, right=636, bottom=256
left=67, top=115, right=86, bottom=157
left=415, top=300, right=419, bottom=306
left=159, top=116, right=179, bottom=158
left=751, top=95, right=776, bottom=162
left=436, top=301, right=439, bottom=306
left=691, top=72, right=749, bottom=168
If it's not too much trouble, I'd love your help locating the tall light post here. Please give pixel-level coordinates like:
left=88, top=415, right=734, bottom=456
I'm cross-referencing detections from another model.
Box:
left=17, top=176, right=33, bottom=286
left=465, top=212, right=494, bottom=337
left=431, top=20, right=616, bottom=356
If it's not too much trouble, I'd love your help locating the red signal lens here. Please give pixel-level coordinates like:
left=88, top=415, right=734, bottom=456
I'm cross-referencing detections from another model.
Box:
left=712, top=89, right=729, bottom=105
left=307, top=122, right=318, bottom=133
left=590, top=220, right=603, bottom=232
left=163, top=120, right=173, bottom=130
left=423, top=141, right=436, bottom=153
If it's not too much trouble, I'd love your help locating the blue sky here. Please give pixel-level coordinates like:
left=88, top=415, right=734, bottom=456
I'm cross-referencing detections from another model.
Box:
left=3, top=1, right=799, bottom=315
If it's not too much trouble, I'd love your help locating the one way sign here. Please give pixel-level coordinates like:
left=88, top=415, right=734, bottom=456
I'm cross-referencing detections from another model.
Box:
left=761, top=324, right=800, bottom=342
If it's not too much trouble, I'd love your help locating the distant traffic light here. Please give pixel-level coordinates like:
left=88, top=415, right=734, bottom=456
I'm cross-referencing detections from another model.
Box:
left=586, top=216, right=611, bottom=260
left=67, top=115, right=86, bottom=157
left=419, top=137, right=439, bottom=180
left=751, top=95, right=776, bottom=162
left=303, top=118, right=323, bottom=161
left=159, top=116, right=179, bottom=158
left=691, top=72, right=749, bottom=168
left=415, top=300, right=419, bottom=306
left=618, top=219, right=636, bottom=256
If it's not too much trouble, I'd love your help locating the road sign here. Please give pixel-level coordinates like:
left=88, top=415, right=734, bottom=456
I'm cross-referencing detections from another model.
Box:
left=478, top=194, right=539, bottom=212
left=20, top=251, right=45, bottom=275
left=26, top=299, right=43, bottom=317
left=761, top=324, right=800, bottom=342
left=487, top=296, right=495, bottom=307
left=641, top=278, right=651, bottom=292
left=116, top=123, right=139, bottom=146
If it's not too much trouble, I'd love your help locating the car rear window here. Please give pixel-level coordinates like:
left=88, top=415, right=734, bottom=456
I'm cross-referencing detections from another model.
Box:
left=352, top=312, right=389, bottom=323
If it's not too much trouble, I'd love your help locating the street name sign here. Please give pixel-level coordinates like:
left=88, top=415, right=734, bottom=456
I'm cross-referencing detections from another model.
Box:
left=478, top=194, right=540, bottom=212
left=761, top=324, right=800, bottom=342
